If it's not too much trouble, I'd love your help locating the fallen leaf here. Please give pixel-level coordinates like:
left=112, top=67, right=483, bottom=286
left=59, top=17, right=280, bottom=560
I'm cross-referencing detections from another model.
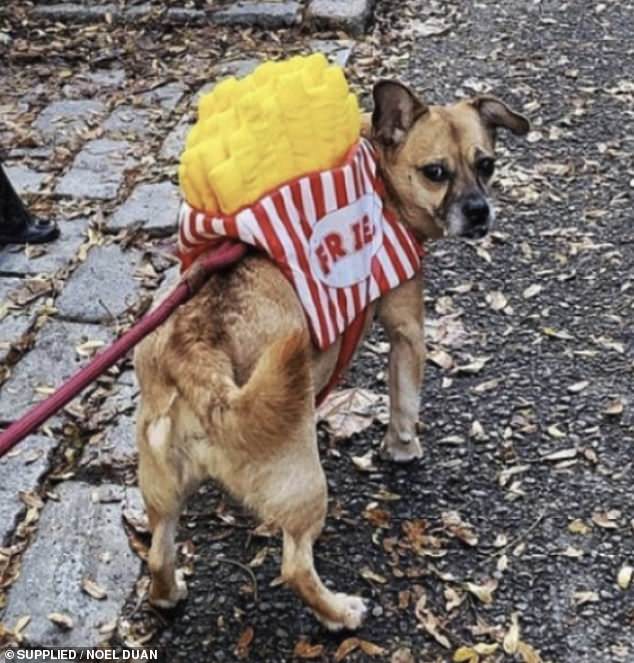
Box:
left=391, top=648, right=415, bottom=663
left=234, top=626, right=254, bottom=659
left=568, top=519, right=591, bottom=534
left=522, top=284, right=542, bottom=299
left=335, top=637, right=361, bottom=662
left=465, top=579, right=497, bottom=604
left=541, top=448, right=577, bottom=461
left=351, top=449, right=376, bottom=473
left=503, top=613, right=520, bottom=654
left=413, top=17, right=452, bottom=37
left=81, top=578, right=107, bottom=600
left=360, top=567, right=387, bottom=584
left=442, top=511, right=479, bottom=546
left=604, top=399, right=624, bottom=415
left=567, top=380, right=589, bottom=393
left=47, top=612, right=74, bottom=630
left=592, top=510, right=620, bottom=529
left=573, top=590, right=599, bottom=606
left=485, top=290, right=507, bottom=311
left=293, top=640, right=325, bottom=659
left=415, top=593, right=451, bottom=648
left=318, top=388, right=387, bottom=440
left=617, top=564, right=632, bottom=590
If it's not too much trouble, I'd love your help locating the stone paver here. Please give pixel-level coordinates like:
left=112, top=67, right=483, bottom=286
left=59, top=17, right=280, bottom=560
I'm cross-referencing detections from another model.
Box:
left=0, top=435, right=54, bottom=545
left=103, top=106, right=158, bottom=138
left=4, top=164, right=48, bottom=196
left=55, top=138, right=135, bottom=200
left=108, top=181, right=180, bottom=236
left=0, top=218, right=88, bottom=276
left=83, top=376, right=138, bottom=471
left=0, top=311, right=35, bottom=364
left=306, top=0, right=375, bottom=36
left=140, top=82, right=186, bottom=113
left=309, top=39, right=355, bottom=66
left=212, top=1, right=302, bottom=28
left=0, top=320, right=114, bottom=423
left=32, top=99, right=106, bottom=144
left=1, top=481, right=142, bottom=647
left=83, top=67, right=126, bottom=88
left=160, top=115, right=192, bottom=161
left=55, top=244, right=143, bottom=323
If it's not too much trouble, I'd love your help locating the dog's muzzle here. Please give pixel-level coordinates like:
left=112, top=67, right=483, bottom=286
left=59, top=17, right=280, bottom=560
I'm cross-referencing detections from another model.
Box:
left=461, top=193, right=491, bottom=239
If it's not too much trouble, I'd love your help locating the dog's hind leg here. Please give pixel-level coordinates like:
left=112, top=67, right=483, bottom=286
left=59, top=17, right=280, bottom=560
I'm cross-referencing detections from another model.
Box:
left=137, top=408, right=191, bottom=609
left=270, top=422, right=366, bottom=630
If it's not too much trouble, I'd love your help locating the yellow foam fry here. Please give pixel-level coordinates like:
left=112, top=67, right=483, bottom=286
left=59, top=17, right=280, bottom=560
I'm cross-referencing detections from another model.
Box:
left=179, top=53, right=361, bottom=214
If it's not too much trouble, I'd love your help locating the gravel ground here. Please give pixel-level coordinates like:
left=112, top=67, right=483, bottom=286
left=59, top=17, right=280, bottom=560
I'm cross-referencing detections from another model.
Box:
left=138, top=2, right=634, bottom=661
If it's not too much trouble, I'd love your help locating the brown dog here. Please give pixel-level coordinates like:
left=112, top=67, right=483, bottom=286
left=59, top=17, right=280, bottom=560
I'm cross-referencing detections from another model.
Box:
left=134, top=81, right=528, bottom=630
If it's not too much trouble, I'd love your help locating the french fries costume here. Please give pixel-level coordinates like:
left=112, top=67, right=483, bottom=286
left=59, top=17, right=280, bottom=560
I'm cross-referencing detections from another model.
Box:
left=177, top=54, right=423, bottom=397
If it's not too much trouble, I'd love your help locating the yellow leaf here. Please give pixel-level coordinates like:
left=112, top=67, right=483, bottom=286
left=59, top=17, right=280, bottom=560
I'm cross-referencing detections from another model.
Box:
left=518, top=641, right=543, bottom=663
left=473, top=643, right=499, bottom=655
left=453, top=646, right=478, bottom=662
left=568, top=519, right=591, bottom=534
left=503, top=613, right=520, bottom=654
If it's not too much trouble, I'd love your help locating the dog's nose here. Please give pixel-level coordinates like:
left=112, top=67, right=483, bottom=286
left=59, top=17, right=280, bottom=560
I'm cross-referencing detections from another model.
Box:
left=462, top=194, right=490, bottom=228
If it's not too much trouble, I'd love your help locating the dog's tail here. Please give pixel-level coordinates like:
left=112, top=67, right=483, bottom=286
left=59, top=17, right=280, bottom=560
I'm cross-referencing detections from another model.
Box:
left=168, top=330, right=312, bottom=451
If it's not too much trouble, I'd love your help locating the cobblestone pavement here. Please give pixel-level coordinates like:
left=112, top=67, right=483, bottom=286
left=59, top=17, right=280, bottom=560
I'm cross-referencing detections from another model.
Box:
left=2, top=1, right=634, bottom=662
left=0, top=0, right=360, bottom=655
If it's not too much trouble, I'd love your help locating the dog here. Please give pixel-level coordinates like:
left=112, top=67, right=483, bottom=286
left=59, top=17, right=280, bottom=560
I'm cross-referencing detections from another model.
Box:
left=133, top=80, right=528, bottom=630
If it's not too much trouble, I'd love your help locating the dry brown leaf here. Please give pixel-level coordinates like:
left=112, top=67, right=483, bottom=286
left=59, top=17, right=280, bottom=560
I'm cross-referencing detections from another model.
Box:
left=234, top=626, right=254, bottom=659
left=391, top=648, right=415, bottom=663
left=81, top=578, right=107, bottom=600
left=414, top=593, right=451, bottom=649
left=592, top=510, right=620, bottom=529
left=293, top=640, right=325, bottom=659
left=442, top=511, right=479, bottom=546
left=604, top=398, right=624, bottom=415
left=360, top=567, right=387, bottom=584
left=335, top=637, right=361, bottom=662
left=318, top=388, right=387, bottom=440
left=47, top=612, right=74, bottom=630
left=359, top=640, right=387, bottom=656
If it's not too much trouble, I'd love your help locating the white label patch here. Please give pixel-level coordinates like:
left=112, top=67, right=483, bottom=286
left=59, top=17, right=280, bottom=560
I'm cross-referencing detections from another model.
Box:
left=309, top=192, right=384, bottom=288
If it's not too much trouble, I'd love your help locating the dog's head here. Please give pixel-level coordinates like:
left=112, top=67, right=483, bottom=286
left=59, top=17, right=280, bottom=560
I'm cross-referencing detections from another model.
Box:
left=371, top=81, right=529, bottom=241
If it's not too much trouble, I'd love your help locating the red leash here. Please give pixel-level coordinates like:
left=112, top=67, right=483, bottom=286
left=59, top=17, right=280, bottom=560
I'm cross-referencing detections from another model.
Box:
left=0, top=241, right=248, bottom=459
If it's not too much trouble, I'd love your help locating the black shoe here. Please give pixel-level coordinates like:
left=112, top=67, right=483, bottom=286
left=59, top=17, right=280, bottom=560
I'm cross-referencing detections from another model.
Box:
left=0, top=217, right=60, bottom=245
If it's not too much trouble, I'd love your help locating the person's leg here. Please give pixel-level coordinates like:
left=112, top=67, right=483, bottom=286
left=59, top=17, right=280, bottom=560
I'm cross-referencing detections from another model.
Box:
left=0, top=162, right=59, bottom=245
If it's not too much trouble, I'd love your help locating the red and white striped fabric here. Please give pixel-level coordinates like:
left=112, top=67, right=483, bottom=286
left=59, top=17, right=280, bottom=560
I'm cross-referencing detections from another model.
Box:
left=178, top=138, right=423, bottom=351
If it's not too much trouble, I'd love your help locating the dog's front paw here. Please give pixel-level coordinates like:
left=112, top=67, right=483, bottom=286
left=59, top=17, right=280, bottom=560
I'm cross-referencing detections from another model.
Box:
left=379, top=430, right=423, bottom=463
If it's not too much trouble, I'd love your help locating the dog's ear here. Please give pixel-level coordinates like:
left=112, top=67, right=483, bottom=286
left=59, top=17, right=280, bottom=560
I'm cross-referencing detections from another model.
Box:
left=471, top=96, right=530, bottom=137
left=372, top=80, right=428, bottom=148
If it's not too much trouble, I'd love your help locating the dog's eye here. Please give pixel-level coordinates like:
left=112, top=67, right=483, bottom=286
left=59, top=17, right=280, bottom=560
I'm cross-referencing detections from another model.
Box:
left=420, top=164, right=449, bottom=183
left=477, top=157, right=495, bottom=178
